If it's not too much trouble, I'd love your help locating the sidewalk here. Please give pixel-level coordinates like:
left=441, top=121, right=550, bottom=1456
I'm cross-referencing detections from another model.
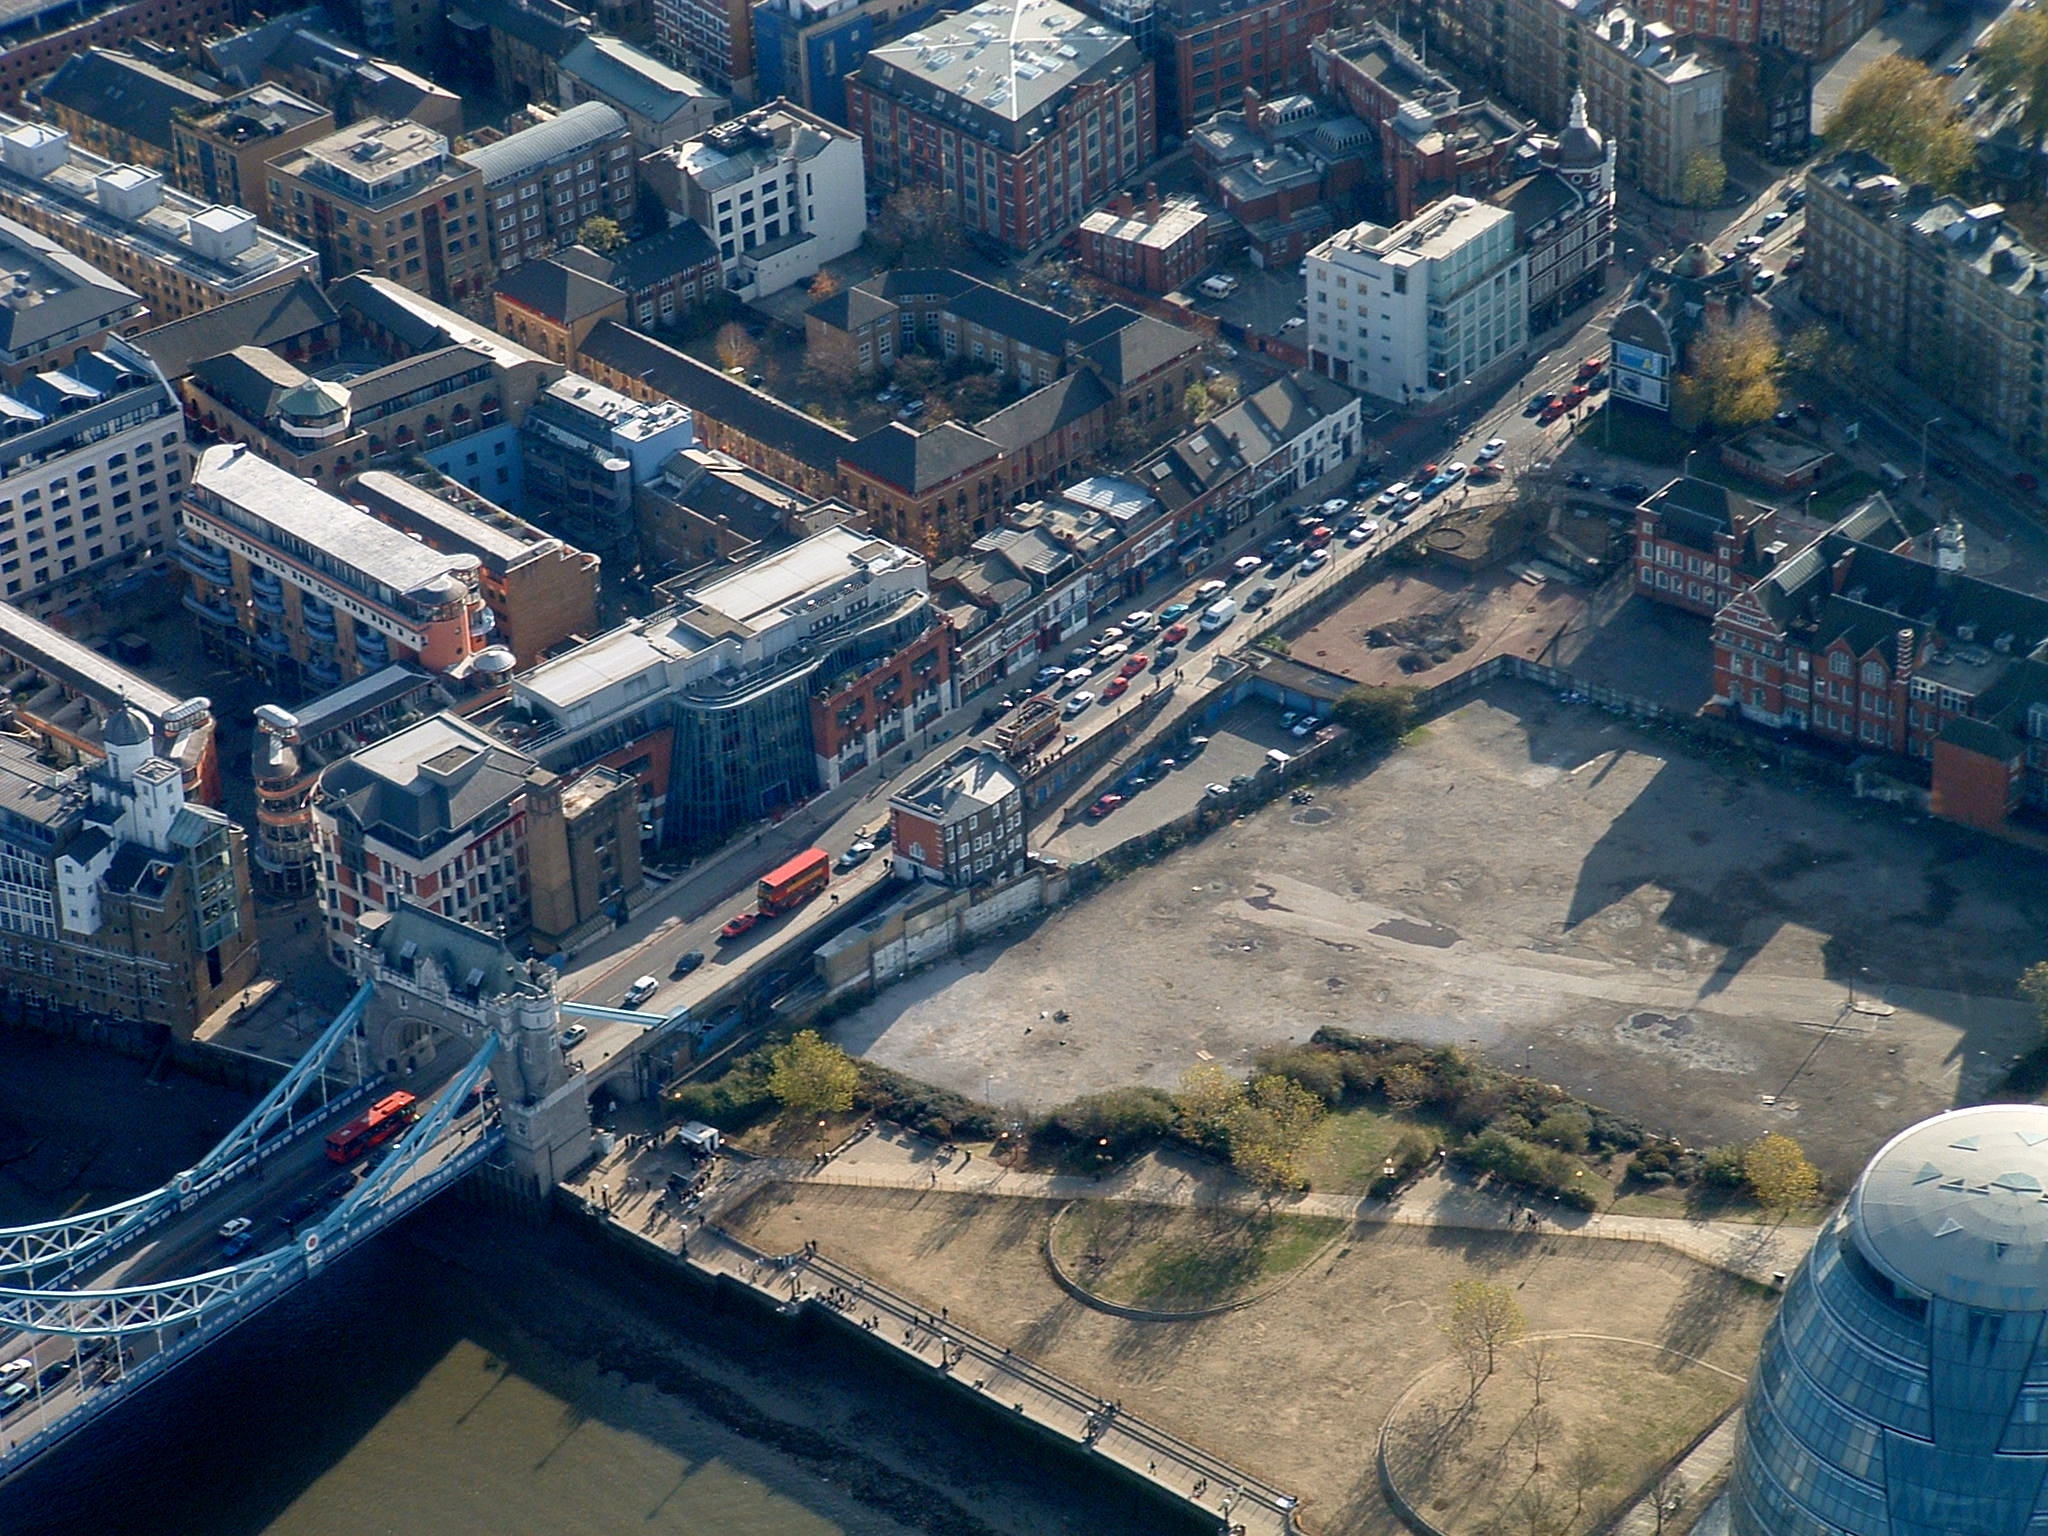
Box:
left=796, top=1129, right=1820, bottom=1288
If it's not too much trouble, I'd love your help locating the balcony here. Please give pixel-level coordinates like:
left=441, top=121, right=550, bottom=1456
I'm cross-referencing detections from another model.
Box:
left=303, top=604, right=338, bottom=641
left=256, top=628, right=291, bottom=657
left=306, top=653, right=342, bottom=686
left=182, top=592, right=238, bottom=628
left=469, top=604, right=496, bottom=636
left=355, top=627, right=390, bottom=665
left=176, top=537, right=234, bottom=584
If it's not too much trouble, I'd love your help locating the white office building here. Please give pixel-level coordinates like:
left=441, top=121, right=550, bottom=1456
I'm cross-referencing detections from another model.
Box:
left=0, top=335, right=183, bottom=615
left=1307, top=196, right=1526, bottom=403
left=645, top=101, right=866, bottom=301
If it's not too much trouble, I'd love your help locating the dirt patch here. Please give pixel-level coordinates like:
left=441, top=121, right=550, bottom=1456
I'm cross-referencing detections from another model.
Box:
left=728, top=1184, right=1775, bottom=1536
left=1047, top=1203, right=1343, bottom=1312
left=1291, top=569, right=1585, bottom=690
left=832, top=679, right=2043, bottom=1187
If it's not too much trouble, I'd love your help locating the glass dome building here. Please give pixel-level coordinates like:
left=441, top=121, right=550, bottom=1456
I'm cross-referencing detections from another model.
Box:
left=1730, top=1105, right=2048, bottom=1536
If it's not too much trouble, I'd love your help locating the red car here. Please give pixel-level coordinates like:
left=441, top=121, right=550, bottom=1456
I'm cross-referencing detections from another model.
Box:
left=718, top=911, right=759, bottom=942
left=1577, top=354, right=1604, bottom=380
left=1305, top=525, right=1333, bottom=548
left=1539, top=398, right=1567, bottom=424
left=1564, top=382, right=1590, bottom=406
left=1161, top=621, right=1190, bottom=644
left=1086, top=794, right=1125, bottom=819
left=1102, top=676, right=1131, bottom=700
left=1120, top=654, right=1149, bottom=679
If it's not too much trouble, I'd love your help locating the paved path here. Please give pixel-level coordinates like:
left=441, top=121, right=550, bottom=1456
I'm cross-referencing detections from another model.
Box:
left=794, top=1129, right=1821, bottom=1288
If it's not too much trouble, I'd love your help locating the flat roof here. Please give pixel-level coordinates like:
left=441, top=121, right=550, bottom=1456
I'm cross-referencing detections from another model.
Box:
left=0, top=599, right=178, bottom=716
left=193, top=444, right=478, bottom=596
left=862, top=0, right=1138, bottom=134
left=686, top=526, right=917, bottom=636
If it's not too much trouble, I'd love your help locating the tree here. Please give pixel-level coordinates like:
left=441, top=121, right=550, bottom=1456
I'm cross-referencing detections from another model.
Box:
left=1562, top=1440, right=1607, bottom=1518
left=871, top=184, right=965, bottom=265
left=1520, top=1402, right=1560, bottom=1475
left=1744, top=1132, right=1821, bottom=1215
left=1442, top=1277, right=1526, bottom=1395
left=1380, top=1060, right=1432, bottom=1108
left=1978, top=9, right=2048, bottom=194
left=1650, top=1470, right=1689, bottom=1536
left=1173, top=1062, right=1245, bottom=1151
left=576, top=215, right=627, bottom=252
left=1512, top=1480, right=1566, bottom=1536
left=1678, top=150, right=1727, bottom=209
left=1783, top=321, right=1849, bottom=381
left=1823, top=55, right=1974, bottom=191
left=1518, top=1335, right=1556, bottom=1408
left=1332, top=685, right=1419, bottom=748
left=1221, top=1072, right=1326, bottom=1191
left=767, top=1029, right=859, bottom=1114
left=714, top=322, right=759, bottom=373
left=1674, top=308, right=1780, bottom=432
left=808, top=268, right=842, bottom=300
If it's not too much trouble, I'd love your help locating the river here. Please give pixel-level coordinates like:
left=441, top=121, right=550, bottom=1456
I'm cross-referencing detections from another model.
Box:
left=0, top=1199, right=1189, bottom=1536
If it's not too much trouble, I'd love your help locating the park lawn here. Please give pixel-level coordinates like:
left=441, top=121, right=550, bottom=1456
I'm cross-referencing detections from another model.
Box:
left=1051, top=1203, right=1345, bottom=1312
left=727, top=1107, right=866, bottom=1159
left=1304, top=1102, right=1446, bottom=1193
left=1805, top=470, right=1880, bottom=520
left=1607, top=1181, right=1827, bottom=1226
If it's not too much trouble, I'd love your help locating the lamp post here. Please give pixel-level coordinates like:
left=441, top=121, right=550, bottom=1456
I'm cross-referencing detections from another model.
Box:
left=1918, top=416, right=1944, bottom=490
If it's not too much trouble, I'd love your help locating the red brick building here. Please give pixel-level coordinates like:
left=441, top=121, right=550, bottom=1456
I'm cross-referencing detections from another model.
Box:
left=1155, top=0, right=1332, bottom=132
left=810, top=620, right=954, bottom=786
left=846, top=0, right=1155, bottom=253
left=1076, top=188, right=1213, bottom=295
left=0, top=0, right=251, bottom=108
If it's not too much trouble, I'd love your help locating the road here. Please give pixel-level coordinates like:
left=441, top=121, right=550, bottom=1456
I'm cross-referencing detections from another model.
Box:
left=0, top=1063, right=493, bottom=1452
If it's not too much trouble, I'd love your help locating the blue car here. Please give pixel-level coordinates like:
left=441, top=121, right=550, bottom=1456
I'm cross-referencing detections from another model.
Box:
left=1158, top=602, right=1193, bottom=625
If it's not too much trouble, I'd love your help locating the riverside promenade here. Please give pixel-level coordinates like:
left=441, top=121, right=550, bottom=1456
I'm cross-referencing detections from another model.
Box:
left=563, top=1136, right=1303, bottom=1536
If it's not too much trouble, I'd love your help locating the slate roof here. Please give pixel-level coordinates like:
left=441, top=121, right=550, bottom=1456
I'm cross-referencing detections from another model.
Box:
left=366, top=899, right=531, bottom=998
left=976, top=368, right=1111, bottom=452
left=460, top=102, right=627, bottom=185
left=807, top=285, right=897, bottom=331
left=451, top=0, right=588, bottom=58
left=319, top=714, right=542, bottom=843
left=190, top=345, right=306, bottom=422
left=0, top=214, right=140, bottom=360
left=41, top=49, right=219, bottom=155
left=865, top=269, right=979, bottom=303
left=494, top=256, right=624, bottom=325
left=841, top=420, right=999, bottom=493
left=601, top=220, right=721, bottom=290
left=558, top=36, right=719, bottom=123
left=946, top=282, right=1070, bottom=355
left=581, top=320, right=851, bottom=471
left=1067, top=307, right=1201, bottom=386
left=1609, top=299, right=1672, bottom=357
left=131, top=277, right=336, bottom=381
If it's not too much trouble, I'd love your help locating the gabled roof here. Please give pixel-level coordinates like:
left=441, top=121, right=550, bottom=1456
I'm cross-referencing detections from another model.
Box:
left=946, top=282, right=1071, bottom=355
left=558, top=36, right=720, bottom=122
left=41, top=49, right=220, bottom=154
left=190, top=344, right=306, bottom=422
left=132, top=277, right=336, bottom=382
left=1068, top=307, right=1202, bottom=386
left=601, top=220, right=721, bottom=290
left=0, top=213, right=140, bottom=359
left=581, top=320, right=850, bottom=471
left=864, top=268, right=979, bottom=303
left=808, top=285, right=897, bottom=331
left=841, top=420, right=999, bottom=493
left=494, top=255, right=626, bottom=325
left=1609, top=299, right=1672, bottom=357
left=976, top=367, right=1111, bottom=452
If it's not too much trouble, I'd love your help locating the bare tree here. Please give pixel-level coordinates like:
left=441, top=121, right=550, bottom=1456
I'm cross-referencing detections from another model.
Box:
left=1443, top=1279, right=1526, bottom=1398
left=1514, top=1478, right=1566, bottom=1536
left=1520, top=1403, right=1560, bottom=1475
left=1562, top=1440, right=1607, bottom=1519
left=714, top=322, right=758, bottom=373
left=1651, top=1470, right=1689, bottom=1536
left=1519, top=1336, right=1556, bottom=1409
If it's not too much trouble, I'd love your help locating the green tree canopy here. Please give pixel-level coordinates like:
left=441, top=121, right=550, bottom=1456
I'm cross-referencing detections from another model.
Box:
left=766, top=1029, right=859, bottom=1115
left=1744, top=1132, right=1821, bottom=1215
left=1674, top=308, right=1781, bottom=431
left=1822, top=55, right=1974, bottom=191
left=1221, top=1072, right=1326, bottom=1191
left=576, top=215, right=627, bottom=252
left=1679, top=150, right=1728, bottom=209
left=1978, top=10, right=2048, bottom=191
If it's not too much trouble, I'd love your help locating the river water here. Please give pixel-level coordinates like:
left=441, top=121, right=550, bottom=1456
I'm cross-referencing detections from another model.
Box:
left=0, top=1209, right=1187, bottom=1536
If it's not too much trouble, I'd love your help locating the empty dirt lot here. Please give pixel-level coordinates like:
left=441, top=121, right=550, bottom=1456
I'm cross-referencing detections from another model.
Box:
left=832, top=679, right=2047, bottom=1185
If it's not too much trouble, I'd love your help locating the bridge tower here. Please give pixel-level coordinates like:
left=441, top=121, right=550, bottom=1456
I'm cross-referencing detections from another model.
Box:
left=486, top=962, right=593, bottom=1201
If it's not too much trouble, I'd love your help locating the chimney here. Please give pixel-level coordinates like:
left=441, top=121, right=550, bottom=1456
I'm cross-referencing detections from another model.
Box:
left=1244, top=86, right=1263, bottom=127
left=1145, top=181, right=1161, bottom=221
left=1895, top=626, right=1915, bottom=682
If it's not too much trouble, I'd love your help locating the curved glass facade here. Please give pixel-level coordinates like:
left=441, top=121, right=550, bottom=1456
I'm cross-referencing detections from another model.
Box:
left=1730, top=1107, right=2048, bottom=1536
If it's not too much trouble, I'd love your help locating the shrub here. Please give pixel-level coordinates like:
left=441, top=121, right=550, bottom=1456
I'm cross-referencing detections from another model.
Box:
left=1373, top=1128, right=1440, bottom=1197
left=1033, top=1086, right=1176, bottom=1166
left=1701, top=1143, right=1750, bottom=1189
left=1534, top=1106, right=1592, bottom=1154
left=1455, top=1128, right=1598, bottom=1209
left=1252, top=1044, right=1346, bottom=1106
left=855, top=1063, right=997, bottom=1141
left=662, top=1047, right=777, bottom=1131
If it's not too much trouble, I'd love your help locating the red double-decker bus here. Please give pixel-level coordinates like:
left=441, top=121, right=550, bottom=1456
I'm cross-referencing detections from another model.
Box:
left=325, top=1090, right=418, bottom=1164
left=757, top=847, right=830, bottom=914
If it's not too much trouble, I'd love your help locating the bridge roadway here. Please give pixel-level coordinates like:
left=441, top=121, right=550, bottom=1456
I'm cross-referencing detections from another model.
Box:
left=0, top=1053, right=498, bottom=1474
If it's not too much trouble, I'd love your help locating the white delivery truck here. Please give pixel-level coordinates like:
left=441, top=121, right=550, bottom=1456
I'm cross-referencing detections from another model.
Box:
left=1200, top=596, right=1238, bottom=633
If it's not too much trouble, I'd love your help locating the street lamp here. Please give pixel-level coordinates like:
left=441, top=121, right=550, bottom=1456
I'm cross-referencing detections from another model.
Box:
left=1684, top=447, right=1700, bottom=480
left=1918, top=417, right=1945, bottom=490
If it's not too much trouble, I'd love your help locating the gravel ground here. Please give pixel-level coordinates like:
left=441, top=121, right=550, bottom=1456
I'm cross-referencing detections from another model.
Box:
left=831, top=679, right=2045, bottom=1185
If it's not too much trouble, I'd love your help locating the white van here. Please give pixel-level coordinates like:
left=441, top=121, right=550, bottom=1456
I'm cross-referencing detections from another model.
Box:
left=1198, top=274, right=1238, bottom=298
left=1878, top=463, right=1908, bottom=491
left=1199, top=596, right=1238, bottom=632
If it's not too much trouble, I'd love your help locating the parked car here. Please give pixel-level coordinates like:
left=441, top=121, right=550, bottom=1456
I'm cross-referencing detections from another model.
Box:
left=718, top=912, right=759, bottom=942
left=672, top=950, right=705, bottom=977
left=1607, top=479, right=1651, bottom=501
left=1565, top=471, right=1595, bottom=489
left=1086, top=794, right=1125, bottom=819
left=1292, top=715, right=1324, bottom=737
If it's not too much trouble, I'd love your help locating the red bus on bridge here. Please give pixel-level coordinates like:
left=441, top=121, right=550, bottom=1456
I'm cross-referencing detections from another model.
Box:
left=325, top=1090, right=418, bottom=1163
left=757, top=847, right=830, bottom=914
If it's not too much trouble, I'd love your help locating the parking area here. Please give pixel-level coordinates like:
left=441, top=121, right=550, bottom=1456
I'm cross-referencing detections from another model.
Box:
left=1047, top=700, right=1305, bottom=860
